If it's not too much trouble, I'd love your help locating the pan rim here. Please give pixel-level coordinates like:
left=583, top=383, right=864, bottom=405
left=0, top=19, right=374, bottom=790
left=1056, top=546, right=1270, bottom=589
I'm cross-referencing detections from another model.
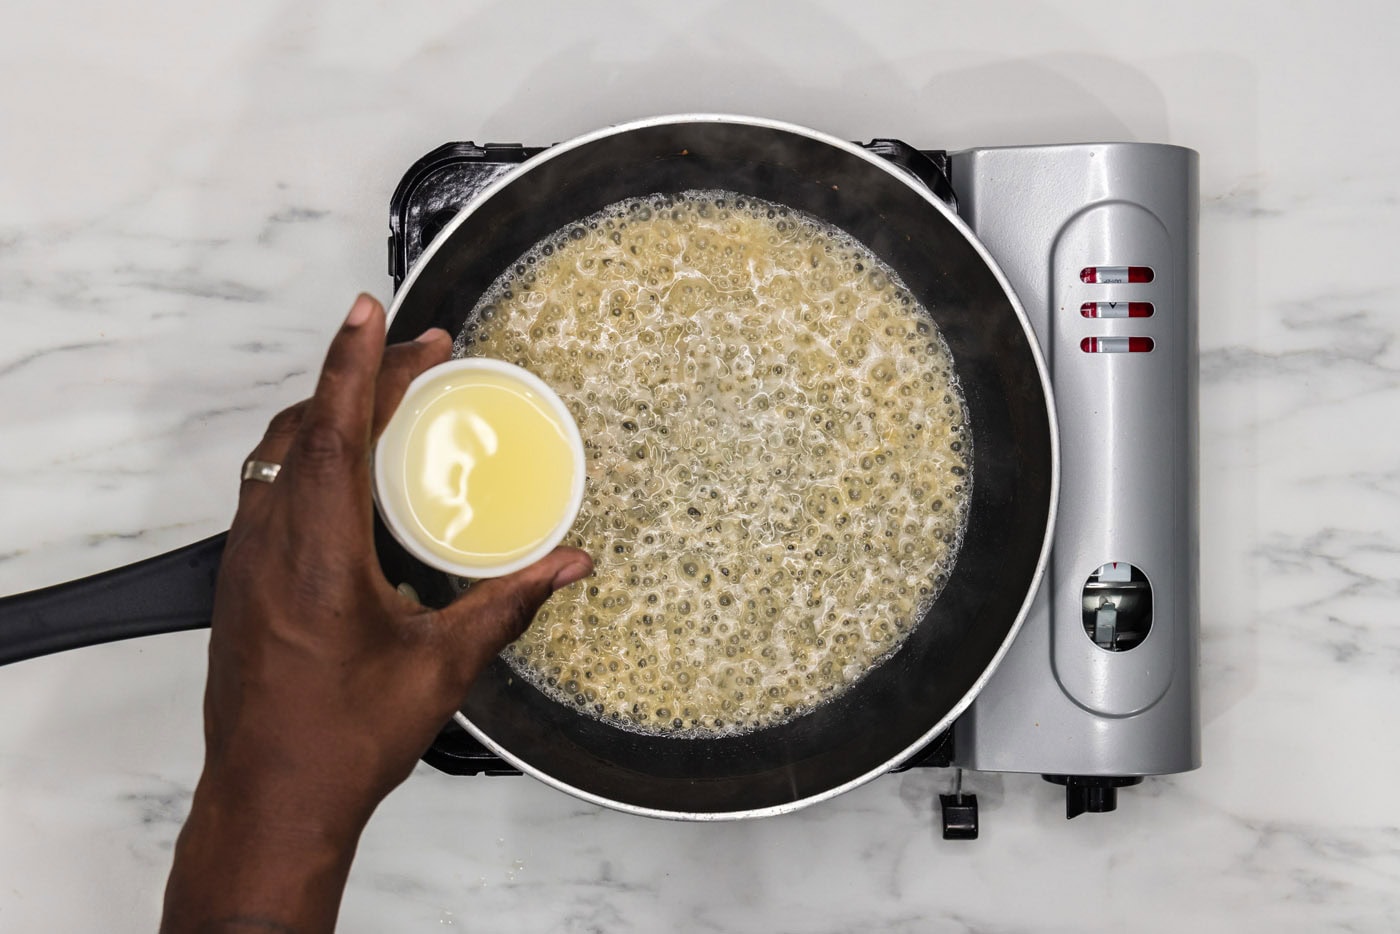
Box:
left=387, top=113, right=1061, bottom=820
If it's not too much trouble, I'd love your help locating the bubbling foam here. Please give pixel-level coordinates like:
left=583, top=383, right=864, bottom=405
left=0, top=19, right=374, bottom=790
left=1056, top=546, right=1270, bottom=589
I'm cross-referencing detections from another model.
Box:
left=455, top=190, right=971, bottom=736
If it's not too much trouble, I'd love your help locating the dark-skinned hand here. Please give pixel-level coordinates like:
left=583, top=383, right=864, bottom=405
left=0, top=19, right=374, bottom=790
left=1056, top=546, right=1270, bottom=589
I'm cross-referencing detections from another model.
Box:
left=161, top=294, right=593, bottom=934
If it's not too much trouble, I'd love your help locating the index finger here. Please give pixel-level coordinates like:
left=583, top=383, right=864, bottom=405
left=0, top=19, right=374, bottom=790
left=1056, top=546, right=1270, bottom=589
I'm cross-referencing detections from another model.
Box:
left=282, top=294, right=386, bottom=509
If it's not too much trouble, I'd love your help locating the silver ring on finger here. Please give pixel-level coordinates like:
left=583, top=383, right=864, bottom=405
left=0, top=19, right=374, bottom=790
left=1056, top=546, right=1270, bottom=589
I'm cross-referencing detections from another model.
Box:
left=241, top=459, right=282, bottom=484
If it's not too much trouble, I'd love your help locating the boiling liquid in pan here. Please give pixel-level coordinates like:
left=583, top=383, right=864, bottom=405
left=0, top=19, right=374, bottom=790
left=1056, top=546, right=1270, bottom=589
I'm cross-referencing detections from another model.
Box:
left=456, top=191, right=970, bottom=736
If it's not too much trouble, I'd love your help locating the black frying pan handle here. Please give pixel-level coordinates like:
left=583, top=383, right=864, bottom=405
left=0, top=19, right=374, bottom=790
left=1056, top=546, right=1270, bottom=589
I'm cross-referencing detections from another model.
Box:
left=0, top=533, right=225, bottom=666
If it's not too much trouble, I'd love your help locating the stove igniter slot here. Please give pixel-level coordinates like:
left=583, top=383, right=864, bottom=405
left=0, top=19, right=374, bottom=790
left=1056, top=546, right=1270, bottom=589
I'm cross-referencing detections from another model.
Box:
left=1081, top=301, right=1154, bottom=318
left=1080, top=336, right=1154, bottom=353
left=1079, top=264, right=1154, bottom=283
left=1082, top=562, right=1152, bottom=651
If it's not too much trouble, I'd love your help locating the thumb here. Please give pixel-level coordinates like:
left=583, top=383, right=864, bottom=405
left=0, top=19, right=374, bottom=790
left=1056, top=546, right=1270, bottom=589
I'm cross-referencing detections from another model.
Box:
left=440, top=547, right=595, bottom=666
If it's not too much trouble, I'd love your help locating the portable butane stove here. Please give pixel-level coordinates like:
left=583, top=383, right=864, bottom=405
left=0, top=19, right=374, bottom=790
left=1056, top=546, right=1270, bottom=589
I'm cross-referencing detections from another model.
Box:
left=388, top=138, right=1200, bottom=837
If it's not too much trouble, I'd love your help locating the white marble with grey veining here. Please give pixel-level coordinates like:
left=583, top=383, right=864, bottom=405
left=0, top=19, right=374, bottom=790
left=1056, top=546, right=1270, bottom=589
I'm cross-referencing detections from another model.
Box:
left=3, top=1, right=1399, bottom=930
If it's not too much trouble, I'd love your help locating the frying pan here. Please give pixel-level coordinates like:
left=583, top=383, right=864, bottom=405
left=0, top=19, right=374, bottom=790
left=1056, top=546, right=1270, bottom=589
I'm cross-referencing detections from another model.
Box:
left=0, top=115, right=1057, bottom=819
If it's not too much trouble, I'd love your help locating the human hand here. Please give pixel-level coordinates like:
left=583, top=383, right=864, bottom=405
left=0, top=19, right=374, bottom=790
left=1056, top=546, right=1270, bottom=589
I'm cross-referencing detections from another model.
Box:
left=161, top=294, right=593, bottom=933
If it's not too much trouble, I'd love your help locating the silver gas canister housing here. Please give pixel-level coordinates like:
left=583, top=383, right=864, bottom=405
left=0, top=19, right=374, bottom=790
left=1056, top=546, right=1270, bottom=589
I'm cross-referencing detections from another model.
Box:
left=948, top=143, right=1200, bottom=814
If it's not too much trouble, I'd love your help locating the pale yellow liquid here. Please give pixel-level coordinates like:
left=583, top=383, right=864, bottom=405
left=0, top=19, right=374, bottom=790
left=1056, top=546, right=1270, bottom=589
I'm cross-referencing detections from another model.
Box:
left=397, top=371, right=576, bottom=568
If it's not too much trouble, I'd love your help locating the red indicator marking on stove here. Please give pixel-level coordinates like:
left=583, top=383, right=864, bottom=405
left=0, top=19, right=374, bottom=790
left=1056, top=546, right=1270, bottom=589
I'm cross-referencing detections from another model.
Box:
left=1079, top=266, right=1154, bottom=284
left=1080, top=301, right=1153, bottom=318
left=1080, top=336, right=1155, bottom=354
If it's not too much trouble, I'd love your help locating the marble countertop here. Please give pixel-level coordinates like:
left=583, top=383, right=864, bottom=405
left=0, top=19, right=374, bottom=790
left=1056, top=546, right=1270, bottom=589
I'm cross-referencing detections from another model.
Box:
left=3, top=1, right=1398, bottom=930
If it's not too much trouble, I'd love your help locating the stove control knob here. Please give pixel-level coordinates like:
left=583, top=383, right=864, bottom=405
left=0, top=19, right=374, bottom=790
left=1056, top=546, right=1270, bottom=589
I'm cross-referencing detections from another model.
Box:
left=1042, top=775, right=1144, bottom=819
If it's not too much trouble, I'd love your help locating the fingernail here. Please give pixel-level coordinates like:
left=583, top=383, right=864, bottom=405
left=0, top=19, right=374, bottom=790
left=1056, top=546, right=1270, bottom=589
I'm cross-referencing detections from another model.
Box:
left=415, top=327, right=450, bottom=344
left=345, top=293, right=378, bottom=327
left=550, top=559, right=594, bottom=592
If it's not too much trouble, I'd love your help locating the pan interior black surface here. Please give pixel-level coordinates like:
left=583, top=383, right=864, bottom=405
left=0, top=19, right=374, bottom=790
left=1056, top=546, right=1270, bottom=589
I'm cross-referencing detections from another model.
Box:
left=383, top=119, right=1053, bottom=815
